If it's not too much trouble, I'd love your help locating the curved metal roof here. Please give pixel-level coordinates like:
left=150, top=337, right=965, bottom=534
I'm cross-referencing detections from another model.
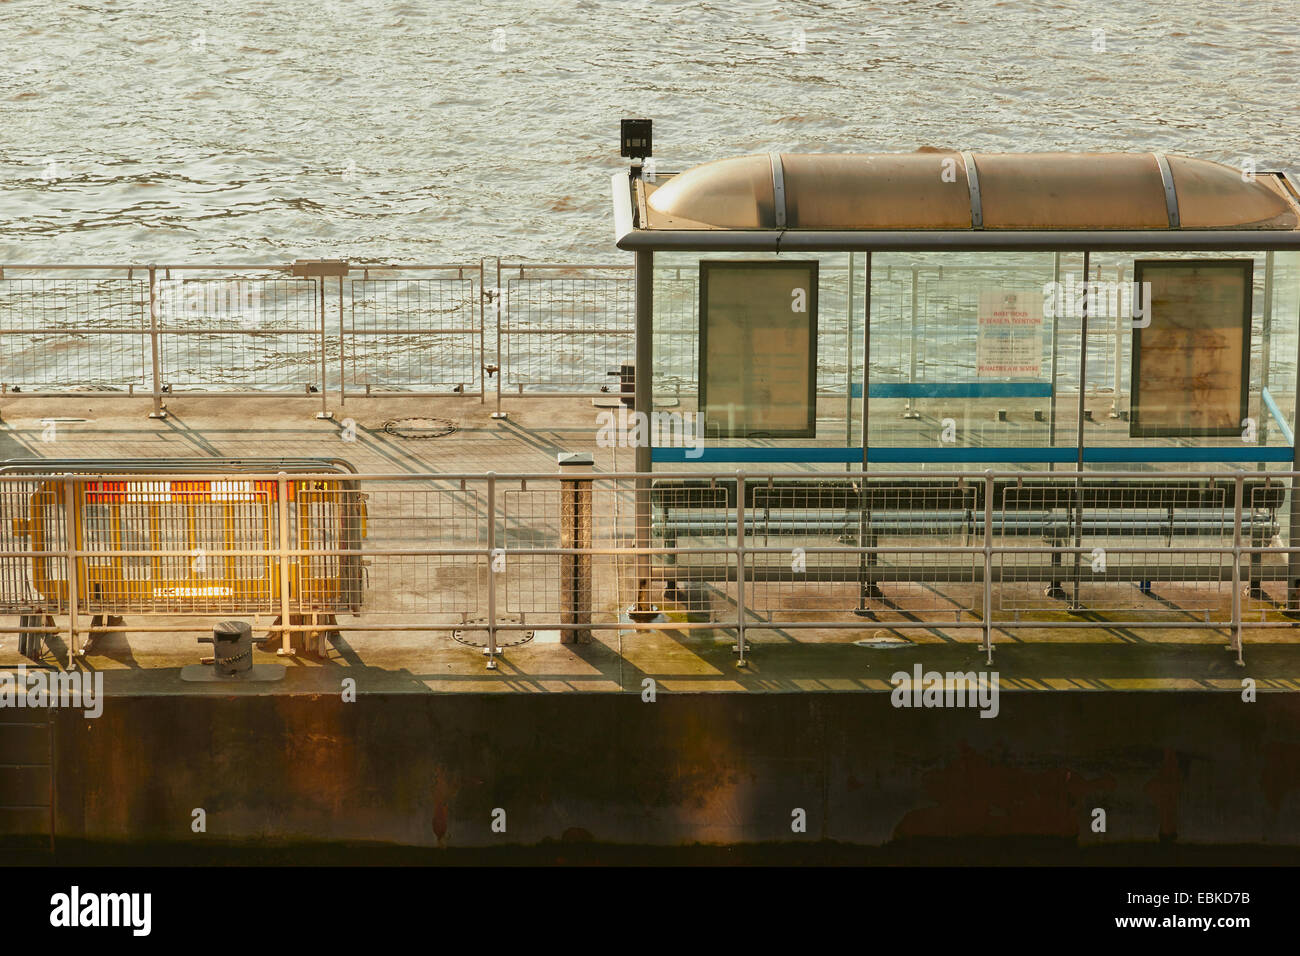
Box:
left=635, top=151, right=1300, bottom=233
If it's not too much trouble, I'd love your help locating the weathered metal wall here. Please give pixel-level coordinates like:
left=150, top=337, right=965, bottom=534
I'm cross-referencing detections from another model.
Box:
left=42, top=692, right=1300, bottom=852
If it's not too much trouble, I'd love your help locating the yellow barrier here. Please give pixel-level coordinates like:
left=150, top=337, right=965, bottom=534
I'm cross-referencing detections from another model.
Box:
left=10, top=476, right=366, bottom=616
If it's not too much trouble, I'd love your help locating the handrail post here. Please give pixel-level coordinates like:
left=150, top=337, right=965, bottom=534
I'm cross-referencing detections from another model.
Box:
left=338, top=272, right=346, bottom=410
left=316, top=276, right=332, bottom=420
left=63, top=476, right=79, bottom=667
left=983, top=469, right=994, bottom=665
left=479, top=258, right=487, bottom=404
left=277, top=472, right=293, bottom=656
left=491, top=258, right=506, bottom=420
left=485, top=472, right=499, bottom=669
left=1071, top=252, right=1091, bottom=611
left=558, top=453, right=593, bottom=644
left=735, top=469, right=747, bottom=667
left=1232, top=473, right=1244, bottom=666
left=147, top=266, right=166, bottom=419
left=903, top=265, right=920, bottom=419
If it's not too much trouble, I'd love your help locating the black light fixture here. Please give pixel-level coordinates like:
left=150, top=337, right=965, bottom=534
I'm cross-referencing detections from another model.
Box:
left=620, top=118, right=653, bottom=159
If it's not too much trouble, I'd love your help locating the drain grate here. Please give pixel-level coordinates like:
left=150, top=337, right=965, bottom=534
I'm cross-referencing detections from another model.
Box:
left=382, top=417, right=458, bottom=439
left=451, top=616, right=533, bottom=648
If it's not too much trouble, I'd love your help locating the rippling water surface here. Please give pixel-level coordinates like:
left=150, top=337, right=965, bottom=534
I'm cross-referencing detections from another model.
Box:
left=2, top=0, right=1298, bottom=264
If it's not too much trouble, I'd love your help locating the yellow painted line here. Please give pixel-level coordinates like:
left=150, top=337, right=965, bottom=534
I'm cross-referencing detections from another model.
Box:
left=823, top=679, right=861, bottom=691
left=420, top=680, right=516, bottom=693
left=659, top=680, right=746, bottom=692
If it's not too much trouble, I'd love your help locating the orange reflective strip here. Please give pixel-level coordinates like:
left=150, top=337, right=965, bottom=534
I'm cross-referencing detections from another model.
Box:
left=170, top=480, right=210, bottom=499
left=85, top=480, right=128, bottom=503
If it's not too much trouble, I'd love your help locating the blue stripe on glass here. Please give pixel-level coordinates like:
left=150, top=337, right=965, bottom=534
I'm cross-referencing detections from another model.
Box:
left=650, top=446, right=1297, bottom=464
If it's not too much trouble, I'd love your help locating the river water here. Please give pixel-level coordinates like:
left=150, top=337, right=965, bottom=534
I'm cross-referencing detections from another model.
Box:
left=2, top=0, right=1298, bottom=264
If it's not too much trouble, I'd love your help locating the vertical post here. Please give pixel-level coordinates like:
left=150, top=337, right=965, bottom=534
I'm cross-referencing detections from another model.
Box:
left=632, top=249, right=654, bottom=616
left=845, top=252, right=855, bottom=446
left=861, top=252, right=872, bottom=470
left=491, top=258, right=507, bottom=420
left=316, top=278, right=332, bottom=420
left=479, top=258, right=487, bottom=404
left=1048, top=252, right=1061, bottom=470
left=1232, top=474, right=1244, bottom=666
left=62, top=477, right=79, bottom=666
left=1111, top=264, right=1124, bottom=418
left=338, top=273, right=346, bottom=409
left=1071, top=252, right=1090, bottom=610
left=983, top=470, right=994, bottom=665
left=856, top=252, right=873, bottom=611
left=735, top=469, right=747, bottom=667
left=276, top=472, right=293, bottom=655
left=1289, top=276, right=1300, bottom=613
left=903, top=265, right=920, bottom=419
left=485, top=472, right=499, bottom=669
left=558, top=452, right=593, bottom=644
left=147, top=266, right=166, bottom=419
left=1260, top=251, right=1274, bottom=460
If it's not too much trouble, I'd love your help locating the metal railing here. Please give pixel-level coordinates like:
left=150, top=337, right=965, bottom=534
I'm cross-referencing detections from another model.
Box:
left=3, top=467, right=1298, bottom=671
left=4, top=258, right=1175, bottom=424
left=0, top=260, right=645, bottom=418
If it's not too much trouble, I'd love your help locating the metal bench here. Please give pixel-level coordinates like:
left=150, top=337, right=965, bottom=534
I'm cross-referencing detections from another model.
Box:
left=650, top=476, right=1285, bottom=602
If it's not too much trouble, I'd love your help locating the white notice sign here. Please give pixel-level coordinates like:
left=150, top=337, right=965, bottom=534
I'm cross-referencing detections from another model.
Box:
left=976, top=290, right=1043, bottom=377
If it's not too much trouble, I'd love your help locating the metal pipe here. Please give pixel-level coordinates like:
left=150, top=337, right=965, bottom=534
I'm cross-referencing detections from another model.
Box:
left=1233, top=474, right=1244, bottom=665
left=1071, top=252, right=1090, bottom=609
left=277, top=472, right=293, bottom=655
left=845, top=253, right=855, bottom=447
left=634, top=250, right=654, bottom=614
left=338, top=273, right=346, bottom=408
left=479, top=258, right=486, bottom=403
left=492, top=257, right=505, bottom=419
left=1112, top=263, right=1124, bottom=418
left=1260, top=251, right=1274, bottom=459
left=735, top=468, right=747, bottom=667
left=316, top=279, right=331, bottom=419
left=904, top=265, right=920, bottom=419
left=861, top=252, right=872, bottom=469
left=146, top=266, right=166, bottom=420
left=983, top=470, right=994, bottom=664
left=1049, top=252, right=1061, bottom=470
left=616, top=230, right=1300, bottom=253
left=1289, top=268, right=1300, bottom=613
left=485, top=472, right=499, bottom=670
left=62, top=477, right=79, bottom=666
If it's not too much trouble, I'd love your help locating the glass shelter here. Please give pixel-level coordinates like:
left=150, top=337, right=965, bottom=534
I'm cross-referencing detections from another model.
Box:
left=610, top=151, right=1300, bottom=640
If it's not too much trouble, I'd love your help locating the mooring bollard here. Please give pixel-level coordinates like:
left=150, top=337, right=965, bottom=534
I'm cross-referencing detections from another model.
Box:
left=200, top=620, right=255, bottom=676
left=558, top=452, right=594, bottom=644
left=181, top=620, right=285, bottom=682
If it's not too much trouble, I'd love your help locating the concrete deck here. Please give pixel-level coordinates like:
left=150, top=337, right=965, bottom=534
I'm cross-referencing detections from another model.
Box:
left=2, top=392, right=1300, bottom=695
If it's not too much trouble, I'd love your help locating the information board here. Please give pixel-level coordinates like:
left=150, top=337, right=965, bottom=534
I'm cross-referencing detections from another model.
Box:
left=699, top=260, right=818, bottom=438
left=1130, top=259, right=1252, bottom=438
left=977, top=289, right=1043, bottom=378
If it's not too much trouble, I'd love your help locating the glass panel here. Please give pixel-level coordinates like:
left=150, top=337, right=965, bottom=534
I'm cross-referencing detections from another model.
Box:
left=1082, top=250, right=1280, bottom=473
left=867, top=251, right=1080, bottom=473
left=649, top=250, right=863, bottom=474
